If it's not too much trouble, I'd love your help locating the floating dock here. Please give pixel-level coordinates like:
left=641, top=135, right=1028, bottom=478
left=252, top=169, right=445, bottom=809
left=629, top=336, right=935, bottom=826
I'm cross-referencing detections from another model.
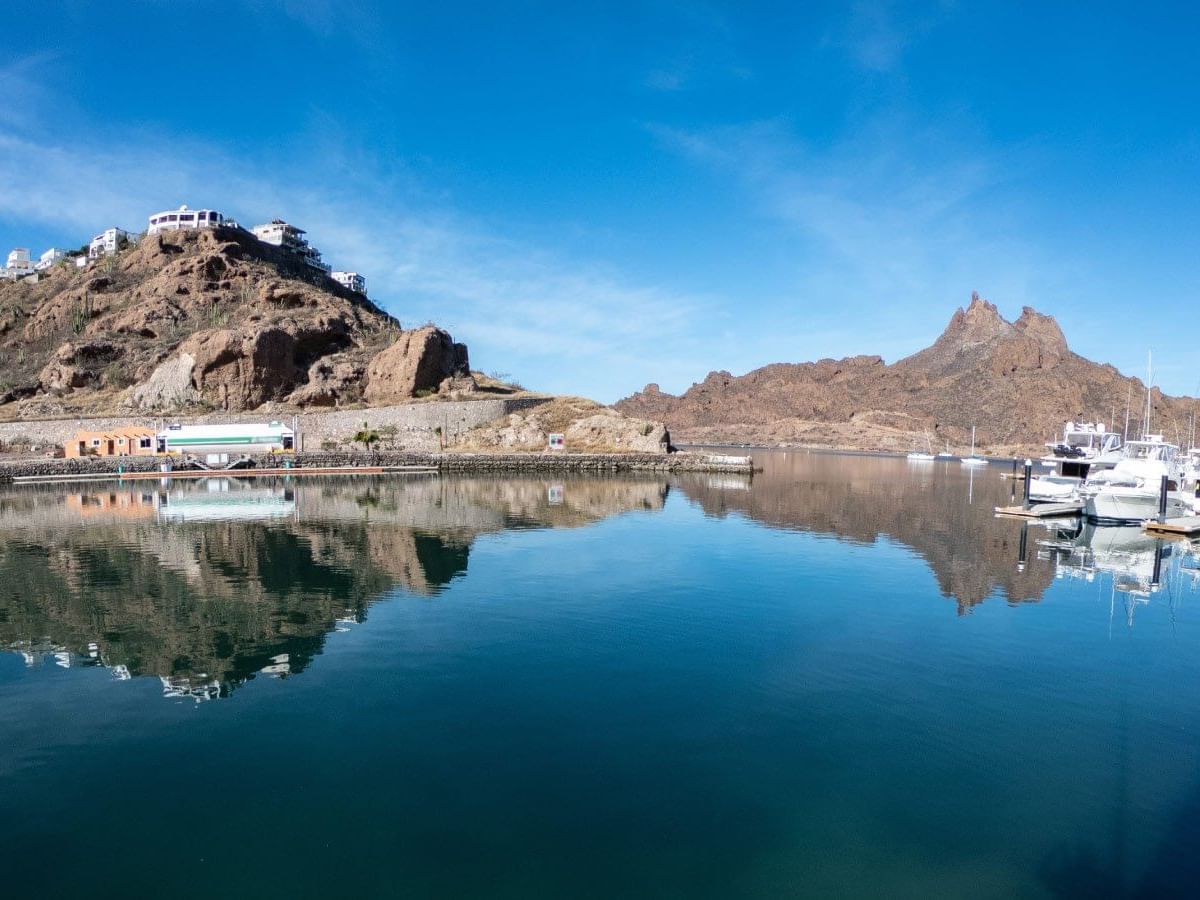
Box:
left=1143, top=516, right=1200, bottom=536
left=994, top=501, right=1084, bottom=518
left=13, top=465, right=438, bottom=485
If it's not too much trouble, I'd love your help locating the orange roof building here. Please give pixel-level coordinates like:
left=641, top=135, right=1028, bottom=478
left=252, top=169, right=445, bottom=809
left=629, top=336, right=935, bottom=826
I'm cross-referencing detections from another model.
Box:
left=65, top=426, right=157, bottom=459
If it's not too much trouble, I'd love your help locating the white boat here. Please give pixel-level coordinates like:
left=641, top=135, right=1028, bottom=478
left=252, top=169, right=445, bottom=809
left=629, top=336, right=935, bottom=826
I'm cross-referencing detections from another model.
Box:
left=936, top=441, right=954, bottom=459
left=1028, top=422, right=1124, bottom=503
left=907, top=434, right=935, bottom=461
left=1081, top=435, right=1186, bottom=522
left=960, top=426, right=988, bottom=466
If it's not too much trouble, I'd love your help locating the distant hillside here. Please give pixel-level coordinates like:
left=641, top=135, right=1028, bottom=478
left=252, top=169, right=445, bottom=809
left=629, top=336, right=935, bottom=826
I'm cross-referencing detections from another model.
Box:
left=615, top=294, right=1197, bottom=453
left=0, top=226, right=473, bottom=418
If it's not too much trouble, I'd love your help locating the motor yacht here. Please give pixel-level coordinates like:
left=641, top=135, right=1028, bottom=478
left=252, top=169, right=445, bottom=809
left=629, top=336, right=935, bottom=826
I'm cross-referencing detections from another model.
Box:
left=1080, top=435, right=1186, bottom=522
left=1028, top=422, right=1123, bottom=504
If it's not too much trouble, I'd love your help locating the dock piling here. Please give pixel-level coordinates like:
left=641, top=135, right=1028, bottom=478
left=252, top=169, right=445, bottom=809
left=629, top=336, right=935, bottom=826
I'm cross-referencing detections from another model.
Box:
left=1158, top=474, right=1169, bottom=524
left=1022, top=459, right=1033, bottom=509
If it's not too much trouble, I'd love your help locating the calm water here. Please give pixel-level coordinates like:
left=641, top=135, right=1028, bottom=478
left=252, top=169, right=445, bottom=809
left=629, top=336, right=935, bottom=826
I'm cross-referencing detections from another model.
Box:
left=2, top=453, right=1198, bottom=898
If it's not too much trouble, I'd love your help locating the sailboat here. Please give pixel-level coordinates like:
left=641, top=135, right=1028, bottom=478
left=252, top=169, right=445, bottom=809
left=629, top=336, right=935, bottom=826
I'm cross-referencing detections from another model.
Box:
left=936, top=440, right=953, bottom=459
left=906, top=433, right=935, bottom=461
left=960, top=426, right=988, bottom=467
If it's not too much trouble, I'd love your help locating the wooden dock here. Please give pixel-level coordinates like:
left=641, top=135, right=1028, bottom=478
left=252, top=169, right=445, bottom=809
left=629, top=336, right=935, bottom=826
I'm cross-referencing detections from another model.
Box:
left=1143, top=516, right=1200, bottom=536
left=994, top=501, right=1084, bottom=518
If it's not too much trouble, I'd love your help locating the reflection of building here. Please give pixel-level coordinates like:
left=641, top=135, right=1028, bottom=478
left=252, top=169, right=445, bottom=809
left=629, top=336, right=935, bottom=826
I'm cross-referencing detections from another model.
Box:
left=66, top=426, right=156, bottom=458
left=147, top=205, right=225, bottom=235
left=68, top=490, right=158, bottom=520
left=156, top=481, right=296, bottom=523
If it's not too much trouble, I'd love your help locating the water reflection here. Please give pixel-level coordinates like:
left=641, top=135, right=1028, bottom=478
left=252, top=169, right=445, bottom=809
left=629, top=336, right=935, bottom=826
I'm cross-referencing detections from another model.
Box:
left=0, top=475, right=667, bottom=700
left=678, top=450, right=1056, bottom=613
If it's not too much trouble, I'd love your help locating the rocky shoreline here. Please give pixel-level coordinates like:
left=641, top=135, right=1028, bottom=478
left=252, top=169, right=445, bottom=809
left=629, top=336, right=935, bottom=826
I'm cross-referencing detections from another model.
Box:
left=0, top=449, right=752, bottom=482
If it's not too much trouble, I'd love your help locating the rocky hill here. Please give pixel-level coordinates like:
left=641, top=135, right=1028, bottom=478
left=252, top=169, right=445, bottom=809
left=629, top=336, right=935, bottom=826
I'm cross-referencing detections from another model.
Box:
left=616, top=294, right=1198, bottom=454
left=0, top=226, right=472, bottom=418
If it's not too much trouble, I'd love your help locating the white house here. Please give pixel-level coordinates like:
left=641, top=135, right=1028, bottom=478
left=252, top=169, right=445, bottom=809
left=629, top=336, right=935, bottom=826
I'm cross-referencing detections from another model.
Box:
left=89, top=228, right=131, bottom=259
left=332, top=271, right=366, bottom=295
left=36, top=248, right=69, bottom=271
left=148, top=205, right=224, bottom=235
left=5, top=248, right=33, bottom=275
left=252, top=219, right=331, bottom=273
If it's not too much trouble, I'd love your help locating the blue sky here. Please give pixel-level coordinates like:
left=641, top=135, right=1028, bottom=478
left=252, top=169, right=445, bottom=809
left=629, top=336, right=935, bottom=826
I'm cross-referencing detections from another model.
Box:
left=1, top=1, right=1198, bottom=401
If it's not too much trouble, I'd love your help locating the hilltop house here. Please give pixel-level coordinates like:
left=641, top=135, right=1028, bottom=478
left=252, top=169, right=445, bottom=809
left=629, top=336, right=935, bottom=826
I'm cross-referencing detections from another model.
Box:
left=1, top=248, right=33, bottom=280
left=252, top=219, right=331, bottom=273
left=36, top=248, right=69, bottom=270
left=148, top=205, right=225, bottom=235
left=332, top=271, right=366, bottom=295
left=88, top=227, right=131, bottom=259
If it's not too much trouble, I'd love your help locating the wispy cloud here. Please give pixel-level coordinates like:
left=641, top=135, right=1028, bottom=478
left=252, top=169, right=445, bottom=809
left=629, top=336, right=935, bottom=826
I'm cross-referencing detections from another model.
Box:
left=650, top=116, right=1060, bottom=359
left=0, top=110, right=718, bottom=401
left=827, top=0, right=954, bottom=73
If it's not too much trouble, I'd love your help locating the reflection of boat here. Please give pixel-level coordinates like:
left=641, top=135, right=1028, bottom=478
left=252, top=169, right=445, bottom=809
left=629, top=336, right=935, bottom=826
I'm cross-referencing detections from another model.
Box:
left=1081, top=436, right=1186, bottom=523
left=1029, top=422, right=1124, bottom=503
left=960, top=426, right=987, bottom=467
left=1047, top=521, right=1170, bottom=602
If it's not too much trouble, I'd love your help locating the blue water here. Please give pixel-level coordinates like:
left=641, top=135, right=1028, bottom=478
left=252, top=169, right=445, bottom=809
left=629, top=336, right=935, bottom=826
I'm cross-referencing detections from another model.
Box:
left=1, top=454, right=1198, bottom=897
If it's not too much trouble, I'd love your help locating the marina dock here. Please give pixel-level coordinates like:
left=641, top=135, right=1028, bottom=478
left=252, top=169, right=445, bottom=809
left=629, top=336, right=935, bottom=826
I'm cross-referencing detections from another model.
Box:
left=994, top=501, right=1084, bottom=518
left=1143, top=516, right=1200, bottom=536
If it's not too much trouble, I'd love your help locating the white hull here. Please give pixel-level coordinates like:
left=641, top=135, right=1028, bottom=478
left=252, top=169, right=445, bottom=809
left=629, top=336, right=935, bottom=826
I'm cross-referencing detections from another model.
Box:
left=1028, top=475, right=1081, bottom=503
left=1085, top=489, right=1186, bottom=523
left=960, top=457, right=988, bottom=467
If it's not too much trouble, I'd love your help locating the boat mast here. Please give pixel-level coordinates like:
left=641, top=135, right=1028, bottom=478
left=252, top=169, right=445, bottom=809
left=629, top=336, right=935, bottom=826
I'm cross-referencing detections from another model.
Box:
left=1124, top=382, right=1132, bottom=442
left=1145, top=351, right=1153, bottom=437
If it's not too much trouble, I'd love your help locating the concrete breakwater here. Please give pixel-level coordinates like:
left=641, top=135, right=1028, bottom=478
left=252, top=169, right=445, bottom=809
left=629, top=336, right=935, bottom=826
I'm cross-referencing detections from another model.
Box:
left=0, top=450, right=752, bottom=481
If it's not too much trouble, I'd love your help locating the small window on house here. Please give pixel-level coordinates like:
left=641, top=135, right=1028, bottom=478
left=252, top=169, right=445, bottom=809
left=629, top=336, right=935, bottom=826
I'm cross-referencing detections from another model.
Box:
left=139, top=437, right=152, bottom=449
left=117, top=438, right=125, bottom=445
left=90, top=439, right=100, bottom=447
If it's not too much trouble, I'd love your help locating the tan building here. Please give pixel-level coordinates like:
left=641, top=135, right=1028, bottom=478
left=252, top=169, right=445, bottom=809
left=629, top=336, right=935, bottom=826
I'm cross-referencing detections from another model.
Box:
left=65, top=426, right=156, bottom=458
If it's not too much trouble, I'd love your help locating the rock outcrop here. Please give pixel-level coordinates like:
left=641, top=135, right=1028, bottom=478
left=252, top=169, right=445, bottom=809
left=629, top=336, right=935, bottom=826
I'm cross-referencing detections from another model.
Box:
left=364, top=326, right=471, bottom=404
left=458, top=397, right=670, bottom=454
left=616, top=293, right=1194, bottom=454
left=0, top=226, right=473, bottom=415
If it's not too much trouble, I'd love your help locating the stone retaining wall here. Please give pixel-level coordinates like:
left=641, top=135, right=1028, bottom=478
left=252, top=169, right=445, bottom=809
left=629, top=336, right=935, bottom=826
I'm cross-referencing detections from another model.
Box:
left=0, top=449, right=752, bottom=479
left=0, top=397, right=549, bottom=454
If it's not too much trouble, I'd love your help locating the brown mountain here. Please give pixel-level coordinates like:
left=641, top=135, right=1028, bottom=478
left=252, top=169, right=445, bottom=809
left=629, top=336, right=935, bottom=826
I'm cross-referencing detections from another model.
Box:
left=616, top=293, right=1194, bottom=454
left=0, top=226, right=471, bottom=416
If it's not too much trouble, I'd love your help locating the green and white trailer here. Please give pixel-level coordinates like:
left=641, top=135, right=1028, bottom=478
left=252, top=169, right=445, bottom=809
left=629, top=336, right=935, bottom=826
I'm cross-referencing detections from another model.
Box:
left=156, top=422, right=295, bottom=461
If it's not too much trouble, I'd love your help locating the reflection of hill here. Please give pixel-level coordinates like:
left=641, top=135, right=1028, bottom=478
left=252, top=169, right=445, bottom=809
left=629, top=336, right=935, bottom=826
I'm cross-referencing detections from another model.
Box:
left=678, top=451, right=1054, bottom=613
left=0, top=474, right=667, bottom=697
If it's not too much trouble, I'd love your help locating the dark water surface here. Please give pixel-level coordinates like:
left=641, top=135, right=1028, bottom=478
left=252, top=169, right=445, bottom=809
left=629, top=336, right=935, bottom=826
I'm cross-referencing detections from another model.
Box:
left=2, top=453, right=1199, bottom=898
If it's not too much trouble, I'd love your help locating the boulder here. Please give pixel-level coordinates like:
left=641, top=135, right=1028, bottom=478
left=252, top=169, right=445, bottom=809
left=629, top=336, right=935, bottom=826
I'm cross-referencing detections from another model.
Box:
left=288, top=358, right=366, bottom=407
left=181, top=326, right=299, bottom=409
left=38, top=341, right=121, bottom=394
left=364, top=326, right=470, bottom=404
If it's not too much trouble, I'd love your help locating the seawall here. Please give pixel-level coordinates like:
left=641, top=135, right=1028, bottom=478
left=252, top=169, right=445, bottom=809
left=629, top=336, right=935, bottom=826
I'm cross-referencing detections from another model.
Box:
left=0, top=397, right=549, bottom=454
